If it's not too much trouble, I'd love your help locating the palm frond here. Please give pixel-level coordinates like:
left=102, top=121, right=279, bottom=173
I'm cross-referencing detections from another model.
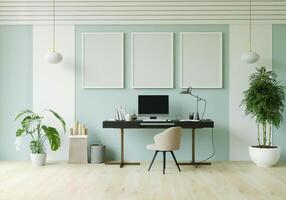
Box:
left=241, top=67, right=285, bottom=128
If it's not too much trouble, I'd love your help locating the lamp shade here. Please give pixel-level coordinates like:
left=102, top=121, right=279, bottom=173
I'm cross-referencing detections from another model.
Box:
left=180, top=87, right=192, bottom=94
left=45, top=51, right=63, bottom=64
left=241, top=51, right=259, bottom=64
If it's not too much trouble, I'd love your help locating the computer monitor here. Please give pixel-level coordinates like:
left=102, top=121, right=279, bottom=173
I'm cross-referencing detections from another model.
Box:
left=138, top=95, right=169, bottom=119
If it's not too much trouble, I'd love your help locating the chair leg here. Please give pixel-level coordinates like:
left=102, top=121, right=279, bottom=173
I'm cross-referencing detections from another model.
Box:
left=148, top=151, right=158, bottom=171
left=170, top=151, right=181, bottom=172
left=163, top=151, right=166, bottom=174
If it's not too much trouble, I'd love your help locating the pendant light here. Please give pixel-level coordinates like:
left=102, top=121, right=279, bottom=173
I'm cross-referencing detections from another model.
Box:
left=45, top=0, right=63, bottom=64
left=241, top=0, right=259, bottom=64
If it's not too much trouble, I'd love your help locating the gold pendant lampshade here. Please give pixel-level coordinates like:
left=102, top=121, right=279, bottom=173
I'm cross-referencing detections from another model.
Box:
left=45, top=0, right=63, bottom=64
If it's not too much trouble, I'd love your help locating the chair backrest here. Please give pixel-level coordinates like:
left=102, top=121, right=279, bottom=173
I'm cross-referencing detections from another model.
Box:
left=154, top=127, right=183, bottom=151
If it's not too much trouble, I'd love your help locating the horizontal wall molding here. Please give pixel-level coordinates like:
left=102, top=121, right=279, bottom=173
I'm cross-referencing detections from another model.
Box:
left=1, top=0, right=286, bottom=24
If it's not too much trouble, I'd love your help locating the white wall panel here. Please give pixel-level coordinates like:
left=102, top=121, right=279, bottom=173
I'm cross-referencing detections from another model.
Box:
left=33, top=25, right=75, bottom=160
left=229, top=24, right=272, bottom=160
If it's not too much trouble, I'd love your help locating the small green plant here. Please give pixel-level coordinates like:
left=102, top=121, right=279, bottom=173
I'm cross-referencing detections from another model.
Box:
left=241, top=67, right=285, bottom=147
left=15, top=109, right=66, bottom=154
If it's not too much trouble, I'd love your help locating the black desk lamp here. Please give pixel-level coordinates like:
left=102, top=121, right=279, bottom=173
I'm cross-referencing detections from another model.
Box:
left=180, top=87, right=207, bottom=120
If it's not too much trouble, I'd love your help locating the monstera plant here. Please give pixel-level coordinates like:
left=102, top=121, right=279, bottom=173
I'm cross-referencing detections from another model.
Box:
left=15, top=109, right=66, bottom=166
left=241, top=67, right=285, bottom=167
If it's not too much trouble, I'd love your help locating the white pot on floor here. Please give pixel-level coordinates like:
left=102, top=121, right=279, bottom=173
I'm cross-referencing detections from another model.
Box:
left=249, top=146, right=281, bottom=167
left=31, top=153, right=47, bottom=166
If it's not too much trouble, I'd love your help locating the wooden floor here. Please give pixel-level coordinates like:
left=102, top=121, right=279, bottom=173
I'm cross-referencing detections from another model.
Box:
left=0, top=161, right=286, bottom=200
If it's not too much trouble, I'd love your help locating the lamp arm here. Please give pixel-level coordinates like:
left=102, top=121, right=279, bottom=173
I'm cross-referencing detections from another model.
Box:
left=190, top=94, right=206, bottom=102
left=199, top=97, right=207, bottom=102
left=189, top=94, right=207, bottom=120
left=201, top=99, right=207, bottom=119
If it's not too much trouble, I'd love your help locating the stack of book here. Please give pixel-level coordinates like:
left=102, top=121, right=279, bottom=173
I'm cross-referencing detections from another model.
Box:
left=115, top=106, right=127, bottom=121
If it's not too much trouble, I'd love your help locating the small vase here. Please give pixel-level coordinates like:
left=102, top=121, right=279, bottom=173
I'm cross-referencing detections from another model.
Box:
left=125, top=114, right=132, bottom=121
left=30, top=153, right=47, bottom=167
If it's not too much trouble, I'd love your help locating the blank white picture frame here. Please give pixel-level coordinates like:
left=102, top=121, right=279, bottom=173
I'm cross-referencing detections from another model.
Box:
left=132, top=32, right=173, bottom=88
left=180, top=32, right=223, bottom=88
left=82, top=32, right=124, bottom=88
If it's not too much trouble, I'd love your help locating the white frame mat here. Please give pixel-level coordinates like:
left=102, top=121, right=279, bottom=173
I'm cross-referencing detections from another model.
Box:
left=132, top=32, right=174, bottom=88
left=82, top=32, right=124, bottom=88
left=180, top=32, right=223, bottom=88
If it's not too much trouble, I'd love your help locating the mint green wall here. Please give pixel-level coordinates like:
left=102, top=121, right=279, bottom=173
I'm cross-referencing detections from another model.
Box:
left=0, top=26, right=33, bottom=160
left=76, top=25, right=229, bottom=161
left=273, top=25, right=286, bottom=161
left=1, top=25, right=285, bottom=161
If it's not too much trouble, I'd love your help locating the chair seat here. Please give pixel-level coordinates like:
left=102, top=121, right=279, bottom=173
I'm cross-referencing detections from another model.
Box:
left=146, top=144, right=157, bottom=150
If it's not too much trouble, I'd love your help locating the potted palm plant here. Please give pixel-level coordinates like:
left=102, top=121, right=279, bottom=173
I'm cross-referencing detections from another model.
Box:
left=241, top=67, right=285, bottom=167
left=15, top=109, right=66, bottom=166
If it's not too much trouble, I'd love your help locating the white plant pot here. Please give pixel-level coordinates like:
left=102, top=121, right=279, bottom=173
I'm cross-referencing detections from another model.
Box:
left=30, top=153, right=47, bottom=167
left=249, top=146, right=281, bottom=167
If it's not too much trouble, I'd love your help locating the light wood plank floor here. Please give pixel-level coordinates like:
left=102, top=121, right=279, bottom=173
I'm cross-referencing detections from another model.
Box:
left=0, top=161, right=286, bottom=200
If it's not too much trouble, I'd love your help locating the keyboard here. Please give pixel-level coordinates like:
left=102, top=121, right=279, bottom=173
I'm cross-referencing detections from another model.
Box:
left=140, top=122, right=175, bottom=126
left=142, top=119, right=168, bottom=122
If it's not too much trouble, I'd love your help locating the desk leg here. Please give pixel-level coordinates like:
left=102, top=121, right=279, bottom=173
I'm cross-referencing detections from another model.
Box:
left=192, top=128, right=195, bottom=164
left=178, top=128, right=211, bottom=166
left=105, top=128, right=140, bottom=168
left=120, top=128, right=124, bottom=168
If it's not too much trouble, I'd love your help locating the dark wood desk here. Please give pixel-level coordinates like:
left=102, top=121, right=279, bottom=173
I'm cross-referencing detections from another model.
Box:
left=103, top=120, right=214, bottom=168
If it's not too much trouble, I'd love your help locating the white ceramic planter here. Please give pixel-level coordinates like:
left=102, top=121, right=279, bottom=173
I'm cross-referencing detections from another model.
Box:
left=249, top=146, right=281, bottom=167
left=30, top=153, right=47, bottom=167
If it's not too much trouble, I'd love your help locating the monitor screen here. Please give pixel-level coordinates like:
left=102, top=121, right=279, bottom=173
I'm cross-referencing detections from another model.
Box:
left=138, top=95, right=169, bottom=116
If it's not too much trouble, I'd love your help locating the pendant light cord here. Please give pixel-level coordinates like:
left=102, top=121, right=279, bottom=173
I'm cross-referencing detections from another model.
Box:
left=53, top=0, right=56, bottom=52
left=249, top=0, right=252, bottom=51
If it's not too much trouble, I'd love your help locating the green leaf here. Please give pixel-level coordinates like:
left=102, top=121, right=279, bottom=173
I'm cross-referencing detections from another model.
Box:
left=21, top=116, right=32, bottom=128
left=30, top=141, right=37, bottom=153
left=31, top=114, right=41, bottom=120
left=30, top=140, right=45, bottom=154
left=46, top=110, right=66, bottom=132
left=14, top=109, right=33, bottom=121
left=42, top=125, right=61, bottom=151
left=16, top=129, right=25, bottom=137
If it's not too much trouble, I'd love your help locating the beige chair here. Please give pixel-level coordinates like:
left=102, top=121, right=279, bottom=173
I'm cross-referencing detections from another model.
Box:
left=146, top=127, right=183, bottom=174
